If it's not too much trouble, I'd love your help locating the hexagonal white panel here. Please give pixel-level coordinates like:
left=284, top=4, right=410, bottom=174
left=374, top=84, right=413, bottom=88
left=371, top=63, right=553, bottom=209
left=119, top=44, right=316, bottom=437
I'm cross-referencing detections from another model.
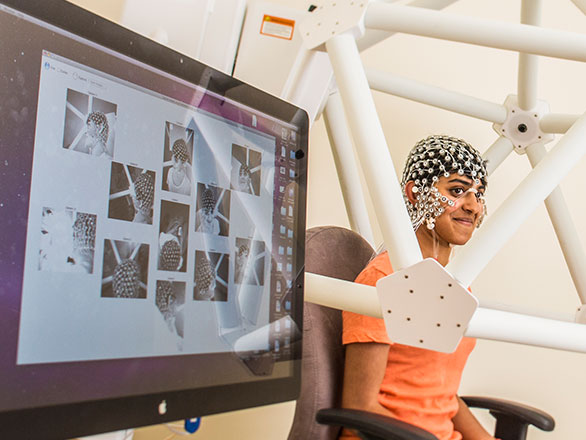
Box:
left=376, top=258, right=478, bottom=353
left=493, top=94, right=554, bottom=154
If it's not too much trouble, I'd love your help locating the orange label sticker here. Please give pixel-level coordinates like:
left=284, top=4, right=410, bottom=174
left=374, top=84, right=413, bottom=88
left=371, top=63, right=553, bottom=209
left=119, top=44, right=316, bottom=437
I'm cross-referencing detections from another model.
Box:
left=260, top=15, right=295, bottom=40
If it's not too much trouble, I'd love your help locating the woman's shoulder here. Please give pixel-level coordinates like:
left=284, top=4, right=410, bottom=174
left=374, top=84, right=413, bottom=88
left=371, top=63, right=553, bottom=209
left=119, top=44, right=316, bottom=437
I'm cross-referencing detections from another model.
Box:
left=355, top=251, right=393, bottom=286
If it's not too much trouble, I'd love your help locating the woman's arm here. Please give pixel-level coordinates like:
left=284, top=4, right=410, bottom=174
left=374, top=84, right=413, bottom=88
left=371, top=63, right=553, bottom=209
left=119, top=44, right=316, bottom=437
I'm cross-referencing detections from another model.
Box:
left=452, top=396, right=496, bottom=440
left=341, top=342, right=391, bottom=415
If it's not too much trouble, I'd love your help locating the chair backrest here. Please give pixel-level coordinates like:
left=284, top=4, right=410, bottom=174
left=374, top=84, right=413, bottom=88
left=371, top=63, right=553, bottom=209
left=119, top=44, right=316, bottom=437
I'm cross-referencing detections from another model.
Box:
left=288, top=226, right=375, bottom=440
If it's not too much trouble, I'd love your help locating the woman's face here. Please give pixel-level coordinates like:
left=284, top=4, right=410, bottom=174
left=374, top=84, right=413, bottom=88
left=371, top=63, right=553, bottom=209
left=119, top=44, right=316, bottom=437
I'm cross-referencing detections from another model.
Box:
left=203, top=206, right=213, bottom=217
left=239, top=172, right=251, bottom=191
left=236, top=250, right=249, bottom=268
left=172, top=154, right=185, bottom=171
left=197, top=278, right=216, bottom=300
left=85, top=121, right=100, bottom=152
left=86, top=120, right=98, bottom=138
left=428, top=174, right=486, bottom=246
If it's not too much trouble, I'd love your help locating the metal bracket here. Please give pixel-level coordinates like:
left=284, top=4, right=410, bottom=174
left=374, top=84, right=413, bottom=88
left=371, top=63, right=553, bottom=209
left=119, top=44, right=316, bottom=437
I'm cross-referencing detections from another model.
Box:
left=376, top=258, right=478, bottom=353
left=493, top=94, right=554, bottom=154
left=299, top=0, right=371, bottom=50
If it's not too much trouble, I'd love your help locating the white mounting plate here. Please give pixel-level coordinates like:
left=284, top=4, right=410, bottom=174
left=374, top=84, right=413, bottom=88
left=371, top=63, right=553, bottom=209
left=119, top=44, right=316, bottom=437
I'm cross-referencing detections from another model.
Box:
left=376, top=258, right=478, bottom=353
left=493, top=94, right=554, bottom=154
left=299, top=0, right=370, bottom=50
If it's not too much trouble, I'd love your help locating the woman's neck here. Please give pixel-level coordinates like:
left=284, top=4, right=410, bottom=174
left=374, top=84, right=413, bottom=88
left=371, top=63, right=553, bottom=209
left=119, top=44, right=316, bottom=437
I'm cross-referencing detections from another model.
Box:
left=415, top=227, right=452, bottom=266
left=172, top=167, right=185, bottom=186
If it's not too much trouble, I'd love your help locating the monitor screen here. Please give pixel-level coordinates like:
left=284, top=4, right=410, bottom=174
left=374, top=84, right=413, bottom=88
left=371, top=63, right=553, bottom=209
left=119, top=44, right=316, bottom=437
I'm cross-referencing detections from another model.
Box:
left=0, top=0, right=308, bottom=438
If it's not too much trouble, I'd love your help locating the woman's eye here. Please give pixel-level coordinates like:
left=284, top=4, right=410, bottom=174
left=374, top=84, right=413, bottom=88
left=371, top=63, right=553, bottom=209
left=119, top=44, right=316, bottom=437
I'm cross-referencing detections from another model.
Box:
left=451, top=188, right=465, bottom=196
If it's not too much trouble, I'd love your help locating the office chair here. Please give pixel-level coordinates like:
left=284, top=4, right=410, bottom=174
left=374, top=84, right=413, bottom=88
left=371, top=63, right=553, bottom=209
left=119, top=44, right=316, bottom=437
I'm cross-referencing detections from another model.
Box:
left=288, top=226, right=555, bottom=440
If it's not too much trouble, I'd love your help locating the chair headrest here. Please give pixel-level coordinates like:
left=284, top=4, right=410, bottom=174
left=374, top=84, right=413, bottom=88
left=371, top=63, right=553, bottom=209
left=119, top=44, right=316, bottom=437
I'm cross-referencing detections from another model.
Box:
left=305, top=226, right=375, bottom=282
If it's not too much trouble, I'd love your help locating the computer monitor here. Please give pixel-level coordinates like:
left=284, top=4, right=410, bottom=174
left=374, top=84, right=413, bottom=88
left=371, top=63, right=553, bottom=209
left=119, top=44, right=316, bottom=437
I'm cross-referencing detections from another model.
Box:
left=0, top=0, right=308, bottom=438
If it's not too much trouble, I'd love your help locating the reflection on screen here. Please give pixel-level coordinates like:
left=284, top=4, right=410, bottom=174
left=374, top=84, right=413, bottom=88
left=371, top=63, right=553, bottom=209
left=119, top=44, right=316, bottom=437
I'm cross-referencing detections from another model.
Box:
left=17, top=50, right=300, bottom=367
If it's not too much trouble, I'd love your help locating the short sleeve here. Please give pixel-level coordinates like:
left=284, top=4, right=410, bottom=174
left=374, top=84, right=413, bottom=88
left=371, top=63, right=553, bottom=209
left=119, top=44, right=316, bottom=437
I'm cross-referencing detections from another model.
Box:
left=342, top=254, right=393, bottom=346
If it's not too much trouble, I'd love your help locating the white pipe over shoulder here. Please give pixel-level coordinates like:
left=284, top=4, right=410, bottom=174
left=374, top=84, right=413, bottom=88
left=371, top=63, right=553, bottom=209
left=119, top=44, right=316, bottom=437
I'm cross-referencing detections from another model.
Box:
left=304, top=273, right=586, bottom=353
left=467, top=308, right=586, bottom=353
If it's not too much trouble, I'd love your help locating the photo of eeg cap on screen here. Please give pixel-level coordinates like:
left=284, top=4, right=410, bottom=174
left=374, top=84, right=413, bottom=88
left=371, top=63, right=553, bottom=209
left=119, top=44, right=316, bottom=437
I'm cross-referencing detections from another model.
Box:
left=234, top=237, right=265, bottom=286
left=231, top=143, right=261, bottom=196
left=108, top=162, right=156, bottom=225
left=163, top=122, right=193, bottom=196
left=155, top=280, right=185, bottom=344
left=63, top=88, right=116, bottom=159
left=195, top=183, right=230, bottom=236
left=38, top=207, right=97, bottom=274
left=194, top=250, right=229, bottom=301
left=101, top=239, right=149, bottom=299
left=158, top=200, right=189, bottom=272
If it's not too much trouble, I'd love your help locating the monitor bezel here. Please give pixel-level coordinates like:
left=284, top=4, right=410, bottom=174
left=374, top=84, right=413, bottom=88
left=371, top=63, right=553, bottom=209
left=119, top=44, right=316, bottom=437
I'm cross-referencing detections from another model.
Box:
left=0, top=0, right=307, bottom=438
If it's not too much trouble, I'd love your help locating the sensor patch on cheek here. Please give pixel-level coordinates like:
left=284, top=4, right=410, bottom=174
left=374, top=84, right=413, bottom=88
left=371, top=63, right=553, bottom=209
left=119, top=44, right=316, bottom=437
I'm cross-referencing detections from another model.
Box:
left=440, top=187, right=487, bottom=228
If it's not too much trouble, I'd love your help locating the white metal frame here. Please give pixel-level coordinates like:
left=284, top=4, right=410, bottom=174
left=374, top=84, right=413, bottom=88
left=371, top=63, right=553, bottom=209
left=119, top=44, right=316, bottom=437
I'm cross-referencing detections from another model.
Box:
left=301, top=0, right=586, bottom=353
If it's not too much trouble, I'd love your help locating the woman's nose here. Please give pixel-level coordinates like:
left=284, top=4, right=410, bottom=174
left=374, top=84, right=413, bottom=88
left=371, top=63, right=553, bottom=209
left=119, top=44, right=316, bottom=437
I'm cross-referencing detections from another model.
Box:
left=461, top=189, right=483, bottom=212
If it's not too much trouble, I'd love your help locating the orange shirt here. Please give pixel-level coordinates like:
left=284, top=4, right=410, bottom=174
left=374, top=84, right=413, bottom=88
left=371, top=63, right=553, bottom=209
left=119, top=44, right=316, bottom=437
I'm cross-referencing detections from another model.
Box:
left=341, top=252, right=476, bottom=440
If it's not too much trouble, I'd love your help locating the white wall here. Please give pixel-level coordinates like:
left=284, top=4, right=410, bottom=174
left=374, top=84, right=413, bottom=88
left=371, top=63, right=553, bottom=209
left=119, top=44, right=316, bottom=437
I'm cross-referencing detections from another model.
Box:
left=68, top=0, right=586, bottom=438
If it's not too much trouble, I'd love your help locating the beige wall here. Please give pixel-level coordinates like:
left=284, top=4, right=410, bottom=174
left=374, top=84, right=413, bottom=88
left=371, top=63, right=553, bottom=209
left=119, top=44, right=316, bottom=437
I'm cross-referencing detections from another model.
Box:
left=65, top=0, right=125, bottom=21
left=67, top=0, right=586, bottom=438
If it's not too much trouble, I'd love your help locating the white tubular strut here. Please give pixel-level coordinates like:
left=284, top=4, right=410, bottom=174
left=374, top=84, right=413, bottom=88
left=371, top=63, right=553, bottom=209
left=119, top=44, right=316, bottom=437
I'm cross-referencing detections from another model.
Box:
left=447, top=111, right=586, bottom=287
left=326, top=33, right=422, bottom=270
left=323, top=91, right=375, bottom=246
left=305, top=272, right=381, bottom=318
left=540, top=113, right=580, bottom=134
left=355, top=24, right=395, bottom=52
left=364, top=2, right=586, bottom=63
left=304, top=273, right=586, bottom=353
left=482, top=137, right=514, bottom=176
left=467, top=308, right=586, bottom=353
left=478, top=299, right=576, bottom=323
left=517, top=0, right=542, bottom=111
left=356, top=0, right=459, bottom=52
left=367, top=69, right=507, bottom=124
left=526, top=143, right=586, bottom=304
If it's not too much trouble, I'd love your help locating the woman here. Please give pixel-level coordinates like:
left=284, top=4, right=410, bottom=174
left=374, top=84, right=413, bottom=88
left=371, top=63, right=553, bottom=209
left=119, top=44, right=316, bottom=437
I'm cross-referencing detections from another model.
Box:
left=159, top=216, right=187, bottom=271
left=131, top=172, right=154, bottom=224
left=196, top=187, right=220, bottom=234
left=85, top=111, right=111, bottom=157
left=112, top=258, right=141, bottom=298
left=237, top=163, right=252, bottom=194
left=166, top=138, right=192, bottom=195
left=341, top=135, right=496, bottom=440
left=195, top=256, right=216, bottom=300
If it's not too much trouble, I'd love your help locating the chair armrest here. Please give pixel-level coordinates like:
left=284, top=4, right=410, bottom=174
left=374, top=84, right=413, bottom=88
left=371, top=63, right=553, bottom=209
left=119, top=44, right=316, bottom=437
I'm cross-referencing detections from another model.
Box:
left=316, top=408, right=439, bottom=440
left=461, top=396, right=555, bottom=432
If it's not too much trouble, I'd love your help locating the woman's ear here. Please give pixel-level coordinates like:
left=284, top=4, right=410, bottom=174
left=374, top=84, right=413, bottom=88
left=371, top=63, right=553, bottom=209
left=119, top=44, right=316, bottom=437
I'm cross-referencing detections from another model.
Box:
left=404, top=181, right=418, bottom=206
